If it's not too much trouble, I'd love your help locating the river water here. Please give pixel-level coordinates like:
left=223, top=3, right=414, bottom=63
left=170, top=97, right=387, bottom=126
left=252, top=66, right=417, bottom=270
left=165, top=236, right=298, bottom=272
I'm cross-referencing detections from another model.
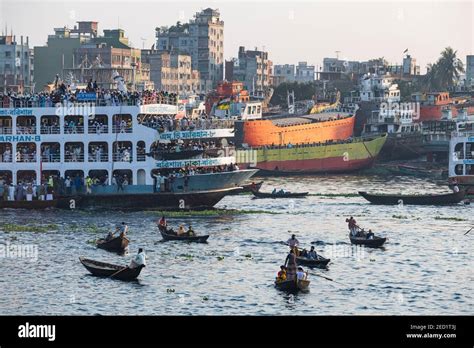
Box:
left=0, top=174, right=472, bottom=315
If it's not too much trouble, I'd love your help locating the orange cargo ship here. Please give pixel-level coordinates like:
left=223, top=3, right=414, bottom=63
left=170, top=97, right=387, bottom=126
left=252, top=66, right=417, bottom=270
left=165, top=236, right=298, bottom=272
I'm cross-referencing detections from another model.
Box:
left=234, top=112, right=355, bottom=147
left=415, top=92, right=474, bottom=122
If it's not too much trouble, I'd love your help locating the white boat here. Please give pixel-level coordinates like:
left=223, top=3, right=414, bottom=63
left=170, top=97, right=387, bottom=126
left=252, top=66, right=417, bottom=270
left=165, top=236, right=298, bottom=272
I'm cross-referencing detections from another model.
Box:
left=0, top=89, right=257, bottom=209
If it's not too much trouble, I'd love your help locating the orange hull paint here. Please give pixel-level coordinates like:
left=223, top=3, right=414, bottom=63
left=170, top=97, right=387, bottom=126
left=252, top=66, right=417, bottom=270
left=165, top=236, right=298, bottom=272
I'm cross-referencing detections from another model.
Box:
left=241, top=115, right=355, bottom=147
left=419, top=105, right=474, bottom=122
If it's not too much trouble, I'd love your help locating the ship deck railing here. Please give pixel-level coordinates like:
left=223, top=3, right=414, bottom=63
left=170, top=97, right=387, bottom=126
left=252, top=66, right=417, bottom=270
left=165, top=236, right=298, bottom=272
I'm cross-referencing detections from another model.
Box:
left=0, top=127, right=13, bottom=134
left=139, top=118, right=234, bottom=132
left=64, top=154, right=85, bottom=162
left=248, top=135, right=384, bottom=151
left=41, top=154, right=61, bottom=162
left=452, top=131, right=474, bottom=137
left=0, top=96, right=178, bottom=109
left=112, top=125, right=133, bottom=133
left=88, top=125, right=109, bottom=134
left=64, top=126, right=85, bottom=134
left=40, top=126, right=61, bottom=134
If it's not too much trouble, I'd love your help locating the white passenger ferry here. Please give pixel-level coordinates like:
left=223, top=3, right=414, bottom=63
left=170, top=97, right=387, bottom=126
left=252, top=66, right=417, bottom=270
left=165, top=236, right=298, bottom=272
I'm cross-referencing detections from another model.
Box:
left=0, top=89, right=257, bottom=209
left=448, top=117, right=474, bottom=194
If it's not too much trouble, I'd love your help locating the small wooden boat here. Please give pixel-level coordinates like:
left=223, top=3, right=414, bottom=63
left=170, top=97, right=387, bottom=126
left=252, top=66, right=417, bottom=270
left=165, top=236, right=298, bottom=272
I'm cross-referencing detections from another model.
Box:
left=274, top=279, right=310, bottom=293
left=358, top=190, right=465, bottom=205
left=296, top=255, right=331, bottom=268
left=349, top=234, right=386, bottom=248
left=96, top=235, right=129, bottom=253
left=159, top=225, right=209, bottom=243
left=396, top=164, right=448, bottom=180
left=228, top=181, right=264, bottom=195
left=251, top=190, right=308, bottom=199
left=79, top=257, right=144, bottom=281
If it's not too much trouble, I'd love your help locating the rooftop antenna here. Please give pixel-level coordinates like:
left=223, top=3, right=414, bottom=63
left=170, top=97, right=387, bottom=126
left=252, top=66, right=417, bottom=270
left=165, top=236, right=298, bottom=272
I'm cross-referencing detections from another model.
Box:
left=140, top=37, right=146, bottom=49
left=335, top=50, right=341, bottom=59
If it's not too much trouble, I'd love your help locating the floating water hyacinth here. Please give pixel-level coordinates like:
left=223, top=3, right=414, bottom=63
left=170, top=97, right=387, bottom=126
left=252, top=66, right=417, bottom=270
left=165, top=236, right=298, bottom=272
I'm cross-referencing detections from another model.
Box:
left=0, top=223, right=58, bottom=233
left=434, top=216, right=467, bottom=221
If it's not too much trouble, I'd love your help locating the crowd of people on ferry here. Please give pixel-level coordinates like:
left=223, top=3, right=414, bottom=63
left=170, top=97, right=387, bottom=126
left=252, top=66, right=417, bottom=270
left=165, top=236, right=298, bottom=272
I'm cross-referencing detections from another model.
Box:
left=0, top=172, right=132, bottom=201
left=139, top=114, right=233, bottom=133
left=260, top=137, right=355, bottom=150
left=0, top=143, right=142, bottom=163
left=151, top=139, right=232, bottom=157
left=114, top=145, right=132, bottom=162
left=152, top=163, right=240, bottom=192
left=64, top=144, right=84, bottom=162
left=0, top=86, right=178, bottom=108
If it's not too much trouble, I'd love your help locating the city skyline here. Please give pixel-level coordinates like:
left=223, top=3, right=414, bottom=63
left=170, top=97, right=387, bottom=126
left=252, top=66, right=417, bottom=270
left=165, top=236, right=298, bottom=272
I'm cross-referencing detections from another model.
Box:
left=2, top=0, right=473, bottom=73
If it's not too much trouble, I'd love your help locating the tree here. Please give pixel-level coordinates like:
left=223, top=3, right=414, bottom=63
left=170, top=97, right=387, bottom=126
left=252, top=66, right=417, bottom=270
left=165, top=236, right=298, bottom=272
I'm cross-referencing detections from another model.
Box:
left=436, top=47, right=464, bottom=89
left=422, top=47, right=464, bottom=91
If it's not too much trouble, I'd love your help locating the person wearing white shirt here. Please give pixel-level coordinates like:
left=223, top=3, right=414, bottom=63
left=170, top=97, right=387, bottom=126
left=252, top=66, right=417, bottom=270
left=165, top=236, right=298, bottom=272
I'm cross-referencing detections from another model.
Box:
left=129, top=248, right=146, bottom=269
left=296, top=267, right=307, bottom=281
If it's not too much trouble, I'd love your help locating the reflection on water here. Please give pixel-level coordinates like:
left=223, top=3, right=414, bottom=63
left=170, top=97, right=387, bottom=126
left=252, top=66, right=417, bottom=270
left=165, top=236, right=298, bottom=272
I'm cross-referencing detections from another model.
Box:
left=0, top=175, right=472, bottom=315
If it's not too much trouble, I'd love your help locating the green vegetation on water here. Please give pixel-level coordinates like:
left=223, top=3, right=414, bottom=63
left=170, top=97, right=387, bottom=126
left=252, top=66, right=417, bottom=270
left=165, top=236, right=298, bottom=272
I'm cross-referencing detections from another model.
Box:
left=0, top=223, right=58, bottom=233
left=147, top=209, right=280, bottom=217
left=434, top=216, right=467, bottom=222
left=310, top=193, right=359, bottom=198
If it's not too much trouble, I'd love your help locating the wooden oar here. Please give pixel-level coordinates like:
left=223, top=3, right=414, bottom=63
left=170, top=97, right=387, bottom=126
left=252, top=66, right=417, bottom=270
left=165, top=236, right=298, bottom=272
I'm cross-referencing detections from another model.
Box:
left=108, top=266, right=128, bottom=279
left=464, top=227, right=473, bottom=235
left=306, top=270, right=346, bottom=285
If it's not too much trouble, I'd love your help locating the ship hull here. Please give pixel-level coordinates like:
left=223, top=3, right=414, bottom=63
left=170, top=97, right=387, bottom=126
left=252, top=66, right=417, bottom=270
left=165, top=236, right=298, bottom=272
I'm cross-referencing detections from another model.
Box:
left=419, top=105, right=474, bottom=122
left=235, top=115, right=355, bottom=147
left=378, top=133, right=425, bottom=161
left=55, top=188, right=239, bottom=211
left=239, top=135, right=387, bottom=174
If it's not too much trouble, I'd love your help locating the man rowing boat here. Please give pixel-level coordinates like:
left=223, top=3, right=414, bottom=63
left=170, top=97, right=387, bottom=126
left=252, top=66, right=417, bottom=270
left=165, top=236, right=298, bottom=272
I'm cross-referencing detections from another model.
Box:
left=129, top=248, right=146, bottom=269
left=287, top=234, right=300, bottom=248
left=346, top=217, right=358, bottom=236
left=284, top=249, right=297, bottom=281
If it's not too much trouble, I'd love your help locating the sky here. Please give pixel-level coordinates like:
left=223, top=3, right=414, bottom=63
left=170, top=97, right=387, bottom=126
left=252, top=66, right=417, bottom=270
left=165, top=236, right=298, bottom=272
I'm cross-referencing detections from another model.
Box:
left=1, top=0, right=473, bottom=73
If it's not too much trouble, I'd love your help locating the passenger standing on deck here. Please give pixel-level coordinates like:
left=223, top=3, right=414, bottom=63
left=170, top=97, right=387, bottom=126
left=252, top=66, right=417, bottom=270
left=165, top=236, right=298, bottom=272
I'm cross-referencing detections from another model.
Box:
left=85, top=176, right=93, bottom=194
left=2, top=183, right=8, bottom=201
left=117, top=175, right=124, bottom=192
left=65, top=177, right=71, bottom=195
left=74, top=175, right=82, bottom=194
left=284, top=249, right=297, bottom=281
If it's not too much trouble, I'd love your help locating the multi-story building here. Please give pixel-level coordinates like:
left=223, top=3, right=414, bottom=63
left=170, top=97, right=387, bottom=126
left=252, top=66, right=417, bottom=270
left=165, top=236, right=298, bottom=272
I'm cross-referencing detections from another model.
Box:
left=402, top=55, right=420, bottom=76
left=0, top=34, right=34, bottom=92
left=227, top=46, right=272, bottom=97
left=273, top=64, right=295, bottom=86
left=156, top=8, right=224, bottom=91
left=34, top=21, right=98, bottom=90
left=65, top=29, right=152, bottom=90
left=36, top=23, right=151, bottom=91
left=143, top=49, right=200, bottom=96
left=466, top=55, right=474, bottom=87
left=359, top=74, right=401, bottom=103
left=295, top=61, right=315, bottom=83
